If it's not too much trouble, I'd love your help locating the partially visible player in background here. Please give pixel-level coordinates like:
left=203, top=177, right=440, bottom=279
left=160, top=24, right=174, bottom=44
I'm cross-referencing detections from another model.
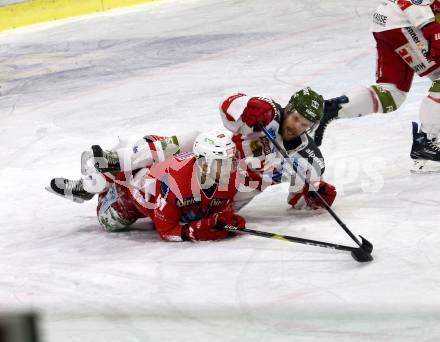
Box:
left=314, top=0, right=440, bottom=173
left=48, top=87, right=336, bottom=212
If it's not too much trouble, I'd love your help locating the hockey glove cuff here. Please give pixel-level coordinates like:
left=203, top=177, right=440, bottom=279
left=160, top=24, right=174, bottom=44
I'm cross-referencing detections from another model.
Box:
left=241, top=97, right=276, bottom=131
left=183, top=213, right=230, bottom=241
left=289, top=180, right=337, bottom=210
left=217, top=211, right=246, bottom=229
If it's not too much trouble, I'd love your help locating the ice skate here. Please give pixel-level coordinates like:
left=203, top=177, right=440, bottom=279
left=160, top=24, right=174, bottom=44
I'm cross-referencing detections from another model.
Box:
left=312, top=95, right=349, bottom=146
left=46, top=178, right=95, bottom=203
left=410, top=122, right=440, bottom=174
left=81, top=145, right=120, bottom=175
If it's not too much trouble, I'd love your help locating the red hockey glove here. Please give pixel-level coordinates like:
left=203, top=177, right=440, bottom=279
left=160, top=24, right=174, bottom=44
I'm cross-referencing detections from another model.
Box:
left=422, top=22, right=440, bottom=59
left=241, top=97, right=276, bottom=130
left=183, top=213, right=230, bottom=241
left=289, top=180, right=336, bottom=210
left=217, top=211, right=246, bottom=229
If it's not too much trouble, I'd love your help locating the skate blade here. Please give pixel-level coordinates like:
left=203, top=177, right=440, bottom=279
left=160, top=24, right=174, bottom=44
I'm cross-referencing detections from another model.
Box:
left=45, top=186, right=85, bottom=203
left=410, top=160, right=440, bottom=174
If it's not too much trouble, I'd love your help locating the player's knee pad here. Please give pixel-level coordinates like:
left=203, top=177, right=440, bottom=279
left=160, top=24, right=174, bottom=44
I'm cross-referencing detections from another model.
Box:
left=96, top=184, right=138, bottom=232
left=419, top=81, right=440, bottom=136
left=371, top=83, right=407, bottom=113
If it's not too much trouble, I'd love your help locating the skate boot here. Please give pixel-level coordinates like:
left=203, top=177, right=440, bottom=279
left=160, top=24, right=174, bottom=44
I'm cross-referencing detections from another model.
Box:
left=46, top=178, right=95, bottom=203
left=410, top=122, right=440, bottom=173
left=312, top=95, right=349, bottom=146
left=81, top=145, right=120, bottom=175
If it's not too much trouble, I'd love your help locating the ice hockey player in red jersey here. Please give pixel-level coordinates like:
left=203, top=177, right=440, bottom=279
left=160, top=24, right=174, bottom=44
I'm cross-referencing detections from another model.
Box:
left=50, top=130, right=244, bottom=241
left=314, top=0, right=440, bottom=173
left=48, top=88, right=337, bottom=212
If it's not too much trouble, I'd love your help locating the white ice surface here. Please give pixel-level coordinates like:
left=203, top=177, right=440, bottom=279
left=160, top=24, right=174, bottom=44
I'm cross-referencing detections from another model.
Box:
left=1, top=0, right=440, bottom=341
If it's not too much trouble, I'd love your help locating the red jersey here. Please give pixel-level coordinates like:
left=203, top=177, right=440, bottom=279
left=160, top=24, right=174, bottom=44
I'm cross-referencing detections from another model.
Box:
left=131, top=152, right=237, bottom=241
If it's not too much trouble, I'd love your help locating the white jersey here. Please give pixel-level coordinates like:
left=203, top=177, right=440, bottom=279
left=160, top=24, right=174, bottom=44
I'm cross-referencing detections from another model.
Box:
left=372, top=0, right=435, bottom=32
left=219, top=94, right=325, bottom=202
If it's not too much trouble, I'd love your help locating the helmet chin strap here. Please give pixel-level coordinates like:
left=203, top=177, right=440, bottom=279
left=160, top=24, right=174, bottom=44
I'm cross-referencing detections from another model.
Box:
left=306, top=122, right=318, bottom=136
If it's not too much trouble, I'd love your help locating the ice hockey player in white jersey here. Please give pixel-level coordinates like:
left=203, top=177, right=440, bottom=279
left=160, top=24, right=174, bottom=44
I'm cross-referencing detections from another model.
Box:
left=47, top=88, right=337, bottom=212
left=314, top=0, right=440, bottom=173
left=216, top=88, right=336, bottom=210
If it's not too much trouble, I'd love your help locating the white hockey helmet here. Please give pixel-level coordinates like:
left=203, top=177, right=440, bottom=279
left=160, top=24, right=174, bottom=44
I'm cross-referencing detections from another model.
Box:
left=193, top=130, right=236, bottom=185
left=193, top=130, right=235, bottom=160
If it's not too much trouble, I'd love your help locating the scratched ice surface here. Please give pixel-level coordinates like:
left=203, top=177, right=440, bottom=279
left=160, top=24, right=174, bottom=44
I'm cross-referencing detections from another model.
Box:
left=1, top=0, right=439, bottom=341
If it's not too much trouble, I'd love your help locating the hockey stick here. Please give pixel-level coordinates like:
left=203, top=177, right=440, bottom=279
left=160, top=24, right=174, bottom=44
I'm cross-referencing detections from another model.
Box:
left=262, top=127, right=373, bottom=262
left=222, top=225, right=372, bottom=262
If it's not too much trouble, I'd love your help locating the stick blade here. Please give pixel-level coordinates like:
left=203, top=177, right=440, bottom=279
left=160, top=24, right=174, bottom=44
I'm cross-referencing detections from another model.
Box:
left=351, top=248, right=373, bottom=263
left=359, top=235, right=373, bottom=253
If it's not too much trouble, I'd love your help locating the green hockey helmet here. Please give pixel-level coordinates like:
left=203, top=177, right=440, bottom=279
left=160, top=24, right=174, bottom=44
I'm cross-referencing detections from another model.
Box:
left=285, top=87, right=325, bottom=123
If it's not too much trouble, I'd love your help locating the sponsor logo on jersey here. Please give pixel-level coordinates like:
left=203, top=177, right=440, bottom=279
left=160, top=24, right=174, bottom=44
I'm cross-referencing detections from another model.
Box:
left=176, top=197, right=199, bottom=207
left=414, top=62, right=427, bottom=73
left=305, top=148, right=325, bottom=170
left=399, top=28, right=435, bottom=75
left=250, top=140, right=263, bottom=157
left=210, top=198, right=227, bottom=207
left=249, top=138, right=271, bottom=157
left=404, top=27, right=428, bottom=57
left=261, top=137, right=272, bottom=155
left=396, top=44, right=431, bottom=75
left=373, top=12, right=388, bottom=27
left=397, top=46, right=416, bottom=65
left=175, top=152, right=194, bottom=161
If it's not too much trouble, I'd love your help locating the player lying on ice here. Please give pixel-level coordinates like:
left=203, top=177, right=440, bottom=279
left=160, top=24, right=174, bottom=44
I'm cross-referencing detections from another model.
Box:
left=47, top=87, right=337, bottom=239
left=70, top=130, right=244, bottom=241
left=314, top=0, right=440, bottom=173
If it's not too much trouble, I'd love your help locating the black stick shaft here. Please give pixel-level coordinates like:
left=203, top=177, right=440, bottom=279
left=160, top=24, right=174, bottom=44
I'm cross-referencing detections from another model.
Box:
left=223, top=225, right=356, bottom=252
left=262, top=127, right=363, bottom=248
